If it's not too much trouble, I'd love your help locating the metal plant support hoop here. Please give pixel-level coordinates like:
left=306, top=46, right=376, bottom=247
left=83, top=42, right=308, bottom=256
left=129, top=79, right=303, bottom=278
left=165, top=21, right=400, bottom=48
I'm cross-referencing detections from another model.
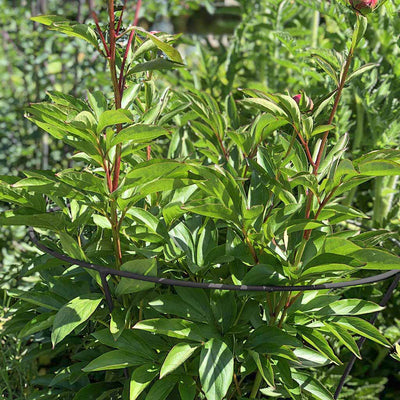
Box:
left=28, top=226, right=400, bottom=399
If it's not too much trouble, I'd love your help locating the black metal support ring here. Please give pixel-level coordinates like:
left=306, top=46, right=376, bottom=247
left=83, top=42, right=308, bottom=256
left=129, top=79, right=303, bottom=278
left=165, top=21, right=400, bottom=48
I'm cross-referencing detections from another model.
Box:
left=28, top=227, right=399, bottom=293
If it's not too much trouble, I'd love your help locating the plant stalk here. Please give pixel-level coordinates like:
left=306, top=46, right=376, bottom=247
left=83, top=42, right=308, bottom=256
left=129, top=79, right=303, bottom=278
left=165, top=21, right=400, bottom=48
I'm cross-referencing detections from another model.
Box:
left=107, top=0, right=124, bottom=267
left=303, top=17, right=361, bottom=239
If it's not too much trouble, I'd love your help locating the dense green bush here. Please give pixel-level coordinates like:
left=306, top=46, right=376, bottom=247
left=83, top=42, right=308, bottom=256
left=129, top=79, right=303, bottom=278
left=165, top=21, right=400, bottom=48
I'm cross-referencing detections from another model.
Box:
left=1, top=1, right=400, bottom=399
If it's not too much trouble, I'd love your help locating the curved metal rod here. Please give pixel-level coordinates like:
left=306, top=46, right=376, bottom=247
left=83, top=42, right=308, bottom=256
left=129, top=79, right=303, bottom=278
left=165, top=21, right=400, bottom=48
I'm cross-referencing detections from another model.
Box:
left=28, top=227, right=399, bottom=292
left=334, top=272, right=400, bottom=399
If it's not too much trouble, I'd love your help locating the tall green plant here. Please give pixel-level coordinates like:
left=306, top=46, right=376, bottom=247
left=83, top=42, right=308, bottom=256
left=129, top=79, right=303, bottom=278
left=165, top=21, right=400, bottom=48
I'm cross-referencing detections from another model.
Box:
left=1, top=1, right=400, bottom=399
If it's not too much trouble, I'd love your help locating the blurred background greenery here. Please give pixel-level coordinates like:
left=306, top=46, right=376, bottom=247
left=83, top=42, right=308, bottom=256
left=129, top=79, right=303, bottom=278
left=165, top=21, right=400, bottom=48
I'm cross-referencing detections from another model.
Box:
left=1, top=0, right=399, bottom=398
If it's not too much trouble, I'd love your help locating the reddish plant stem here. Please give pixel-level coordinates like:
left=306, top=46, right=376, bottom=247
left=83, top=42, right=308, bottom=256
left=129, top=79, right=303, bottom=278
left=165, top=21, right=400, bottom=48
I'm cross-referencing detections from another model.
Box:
left=147, top=145, right=151, bottom=160
left=91, top=11, right=110, bottom=57
left=303, top=46, right=355, bottom=240
left=108, top=0, right=123, bottom=193
left=313, top=47, right=354, bottom=174
left=110, top=1, right=143, bottom=194
left=116, top=0, right=128, bottom=34
left=103, top=159, right=113, bottom=191
left=294, top=126, right=316, bottom=167
left=314, top=185, right=339, bottom=220
left=242, top=227, right=258, bottom=264
left=119, top=0, right=142, bottom=94
left=108, top=1, right=121, bottom=110
left=107, top=0, right=124, bottom=267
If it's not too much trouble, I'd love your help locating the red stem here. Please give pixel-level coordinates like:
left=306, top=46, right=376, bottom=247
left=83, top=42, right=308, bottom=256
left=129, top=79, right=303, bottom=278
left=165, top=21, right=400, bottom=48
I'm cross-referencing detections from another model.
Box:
left=147, top=145, right=151, bottom=160
left=119, top=0, right=142, bottom=94
left=91, top=11, right=110, bottom=57
left=302, top=46, right=355, bottom=239
left=313, top=47, right=354, bottom=174
left=107, top=0, right=123, bottom=267
left=314, top=186, right=339, bottom=220
left=116, top=0, right=128, bottom=34
left=295, top=127, right=316, bottom=167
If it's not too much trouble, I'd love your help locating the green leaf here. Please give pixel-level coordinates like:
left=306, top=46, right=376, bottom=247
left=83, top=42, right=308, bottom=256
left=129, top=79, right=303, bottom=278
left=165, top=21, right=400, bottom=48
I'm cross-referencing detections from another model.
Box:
left=149, top=295, right=206, bottom=322
left=358, top=159, right=400, bottom=176
left=18, top=313, right=55, bottom=338
left=247, top=326, right=301, bottom=353
left=93, top=214, right=112, bottom=229
left=178, top=377, right=197, bottom=400
left=292, top=348, right=330, bottom=368
left=8, top=289, right=66, bottom=311
left=346, top=63, right=379, bottom=83
left=145, top=375, right=178, bottom=400
left=56, top=170, right=106, bottom=194
left=274, top=93, right=301, bottom=128
left=175, top=287, right=212, bottom=322
left=47, top=90, right=88, bottom=111
left=12, top=176, right=53, bottom=188
left=97, top=109, right=133, bottom=133
left=332, top=316, right=390, bottom=347
left=122, top=84, right=141, bottom=109
left=110, top=307, right=126, bottom=341
left=129, top=58, right=184, bottom=74
left=0, top=211, right=65, bottom=231
left=199, top=339, right=234, bottom=400
left=311, top=124, right=335, bottom=137
left=92, top=329, right=155, bottom=360
left=160, top=343, right=199, bottom=378
left=183, top=200, right=239, bottom=224
left=322, top=322, right=361, bottom=359
left=51, top=293, right=103, bottom=346
left=72, top=383, right=120, bottom=400
left=350, top=248, right=400, bottom=270
left=249, top=350, right=274, bottom=387
left=351, top=14, right=368, bottom=50
left=82, top=350, right=146, bottom=372
left=292, top=371, right=334, bottom=400
left=300, top=263, right=354, bottom=278
left=87, top=91, right=108, bottom=120
left=115, top=259, right=157, bottom=296
left=312, top=54, right=339, bottom=85
left=129, top=364, right=158, bottom=400
left=253, top=115, right=288, bottom=143
left=242, top=264, right=287, bottom=286
left=31, top=15, right=99, bottom=49
left=297, top=327, right=341, bottom=365
left=111, top=125, right=167, bottom=147
left=124, top=159, right=199, bottom=188
left=137, top=29, right=183, bottom=63
left=130, top=364, right=159, bottom=400
left=134, top=318, right=207, bottom=342
left=59, top=232, right=87, bottom=260
left=316, top=299, right=384, bottom=316
left=276, top=219, right=326, bottom=235
left=240, top=98, right=287, bottom=118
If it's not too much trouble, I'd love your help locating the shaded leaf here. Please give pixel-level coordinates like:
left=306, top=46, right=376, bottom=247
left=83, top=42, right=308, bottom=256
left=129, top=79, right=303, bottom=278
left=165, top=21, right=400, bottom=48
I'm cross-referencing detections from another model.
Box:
left=51, top=293, right=103, bottom=346
left=199, top=339, right=234, bottom=400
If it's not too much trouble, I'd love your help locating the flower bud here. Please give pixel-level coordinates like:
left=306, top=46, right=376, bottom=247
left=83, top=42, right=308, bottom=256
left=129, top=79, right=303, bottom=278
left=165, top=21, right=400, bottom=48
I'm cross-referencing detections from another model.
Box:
left=349, top=0, right=378, bottom=15
left=293, top=93, right=314, bottom=113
